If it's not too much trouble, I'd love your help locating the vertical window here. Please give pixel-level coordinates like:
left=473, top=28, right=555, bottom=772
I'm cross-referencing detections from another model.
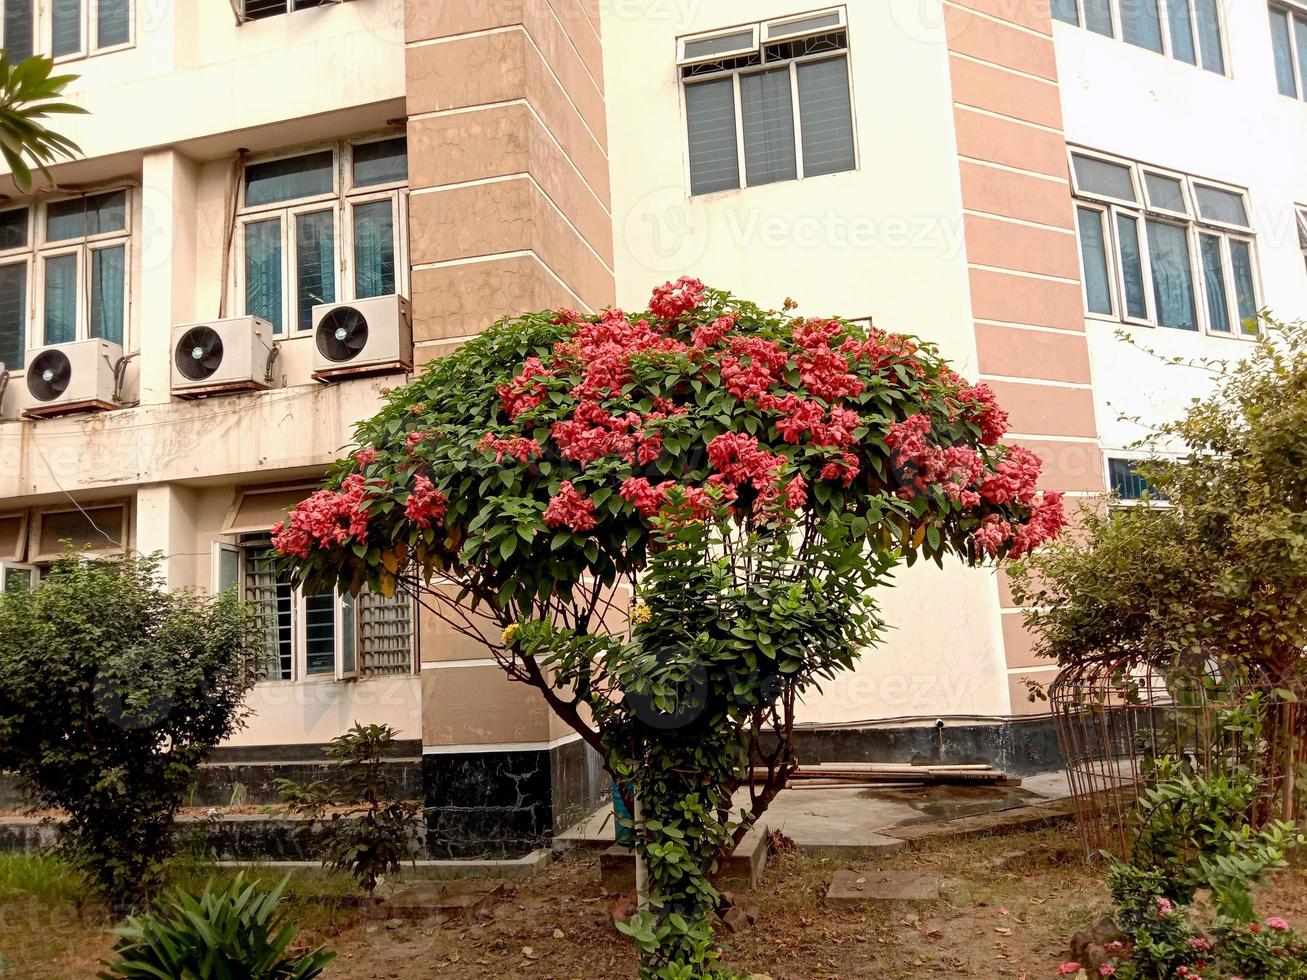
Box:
left=1164, top=0, right=1196, bottom=64
left=50, top=0, right=81, bottom=57
left=1053, top=0, right=1079, bottom=24
left=244, top=543, right=294, bottom=681
left=1121, top=0, right=1164, bottom=53
left=1069, top=149, right=1258, bottom=338
left=1271, top=6, right=1301, bottom=98
left=42, top=253, right=77, bottom=344
left=679, top=10, right=856, bottom=195
left=303, top=590, right=337, bottom=676
left=96, top=0, right=130, bottom=49
left=1108, top=458, right=1166, bottom=501
left=90, top=244, right=125, bottom=344
left=4, top=0, right=34, bottom=60
left=238, top=138, right=408, bottom=335
left=1077, top=207, right=1114, bottom=316
left=1193, top=0, right=1224, bottom=73
left=0, top=207, right=28, bottom=370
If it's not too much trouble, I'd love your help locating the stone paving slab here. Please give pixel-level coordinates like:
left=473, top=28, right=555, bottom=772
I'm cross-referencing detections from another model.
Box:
left=879, top=803, right=1073, bottom=843
left=826, top=870, right=940, bottom=907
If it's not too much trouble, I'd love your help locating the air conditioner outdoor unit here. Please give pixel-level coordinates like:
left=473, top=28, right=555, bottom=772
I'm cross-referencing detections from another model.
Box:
left=23, top=338, right=123, bottom=419
left=171, top=316, right=281, bottom=398
left=311, top=294, right=412, bottom=382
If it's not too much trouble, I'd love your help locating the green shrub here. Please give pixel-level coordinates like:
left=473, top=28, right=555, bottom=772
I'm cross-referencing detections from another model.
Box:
left=0, top=552, right=261, bottom=905
left=99, top=873, right=335, bottom=979
left=278, top=723, right=422, bottom=896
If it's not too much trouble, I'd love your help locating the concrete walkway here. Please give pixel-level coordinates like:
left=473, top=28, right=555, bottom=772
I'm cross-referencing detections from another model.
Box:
left=556, top=770, right=1072, bottom=857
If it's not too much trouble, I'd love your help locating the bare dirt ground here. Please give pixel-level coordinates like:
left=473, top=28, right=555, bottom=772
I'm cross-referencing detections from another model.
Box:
left=5, top=827, right=1307, bottom=979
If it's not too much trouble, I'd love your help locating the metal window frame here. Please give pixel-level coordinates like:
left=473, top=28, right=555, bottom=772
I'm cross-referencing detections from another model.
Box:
left=763, top=7, right=847, bottom=42
left=677, top=23, right=761, bottom=67
left=1073, top=202, right=1119, bottom=321
left=1140, top=166, right=1192, bottom=218
left=1189, top=177, right=1254, bottom=232
left=1067, top=147, right=1142, bottom=207
left=90, top=0, right=135, bottom=54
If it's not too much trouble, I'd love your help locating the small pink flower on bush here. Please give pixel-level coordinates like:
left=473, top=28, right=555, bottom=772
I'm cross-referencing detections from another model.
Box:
left=354, top=447, right=379, bottom=468
left=404, top=476, right=447, bottom=529
left=544, top=481, right=597, bottom=532
left=1155, top=896, right=1173, bottom=917
left=1098, top=965, right=1115, bottom=977
left=649, top=276, right=705, bottom=319
left=1104, top=941, right=1125, bottom=954
left=1057, top=963, right=1081, bottom=976
left=1268, top=916, right=1290, bottom=931
left=1188, top=937, right=1211, bottom=952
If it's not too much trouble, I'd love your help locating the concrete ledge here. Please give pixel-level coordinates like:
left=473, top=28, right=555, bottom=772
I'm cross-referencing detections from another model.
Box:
left=214, top=848, right=553, bottom=880
left=880, top=803, right=1073, bottom=844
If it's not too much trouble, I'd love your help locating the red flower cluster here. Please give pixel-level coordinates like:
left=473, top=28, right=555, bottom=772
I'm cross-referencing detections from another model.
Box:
left=272, top=474, right=372, bottom=560
left=619, top=477, right=715, bottom=520
left=792, top=319, right=864, bottom=401
left=720, top=336, right=788, bottom=402
left=706, top=432, right=793, bottom=517
left=648, top=276, right=705, bottom=319
left=354, top=447, right=379, bottom=468
left=405, top=476, right=448, bottom=528
left=971, top=492, right=1065, bottom=558
left=551, top=401, right=663, bottom=467
left=498, top=357, right=554, bottom=420
left=478, top=433, right=541, bottom=463
left=887, top=415, right=983, bottom=504
left=956, top=383, right=1009, bottom=446
left=978, top=445, right=1042, bottom=507
left=544, top=481, right=597, bottom=532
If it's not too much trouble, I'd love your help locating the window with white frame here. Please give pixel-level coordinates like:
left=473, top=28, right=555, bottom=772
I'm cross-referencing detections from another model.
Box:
left=678, top=8, right=857, bottom=196
left=0, top=190, right=131, bottom=371
left=237, top=136, right=408, bottom=337
left=1297, top=205, right=1307, bottom=272
left=1270, top=4, right=1307, bottom=99
left=1070, top=150, right=1261, bottom=337
left=1, top=0, right=133, bottom=62
left=1107, top=457, right=1168, bottom=503
left=238, top=0, right=336, bottom=22
left=1052, top=0, right=1225, bottom=74
left=224, top=535, right=414, bottom=682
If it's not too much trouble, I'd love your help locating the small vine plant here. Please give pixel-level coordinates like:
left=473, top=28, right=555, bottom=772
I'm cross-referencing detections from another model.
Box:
left=273, top=280, right=1066, bottom=976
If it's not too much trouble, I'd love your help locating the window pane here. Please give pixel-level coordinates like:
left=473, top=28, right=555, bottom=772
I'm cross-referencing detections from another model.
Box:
left=796, top=57, right=854, bottom=178
left=768, top=12, right=843, bottom=39
left=683, top=29, right=755, bottom=61
left=304, top=591, right=337, bottom=675
left=359, top=588, right=413, bottom=676
left=1271, top=9, right=1298, bottom=98
left=46, top=191, right=126, bottom=243
left=88, top=191, right=127, bottom=235
left=295, top=210, right=335, bottom=332
left=353, top=199, right=395, bottom=299
left=1071, top=154, right=1136, bottom=201
left=97, top=0, right=129, bottom=47
left=1193, top=0, right=1224, bottom=73
left=1120, top=0, right=1163, bottom=52
left=217, top=548, right=240, bottom=594
left=90, top=245, right=125, bottom=346
left=43, top=253, right=77, bottom=344
left=50, top=0, right=80, bottom=56
left=3, top=567, right=32, bottom=592
left=0, top=208, right=27, bottom=250
left=1084, top=0, right=1113, bottom=35
left=740, top=67, right=797, bottom=186
left=1143, top=172, right=1186, bottom=212
left=1229, top=239, right=1258, bottom=334
left=685, top=77, right=740, bottom=195
left=46, top=199, right=87, bottom=242
left=1108, top=458, right=1163, bottom=500
left=0, top=261, right=26, bottom=369
left=245, top=151, right=334, bottom=207
left=1164, top=0, right=1196, bottom=64
left=1193, top=184, right=1248, bottom=226
left=1116, top=214, right=1148, bottom=319
left=1052, top=0, right=1078, bottom=25
left=3, top=0, right=33, bottom=61
left=1076, top=208, right=1113, bottom=315
left=1199, top=234, right=1231, bottom=332
left=340, top=592, right=356, bottom=675
left=245, top=217, right=283, bottom=334
left=243, top=0, right=291, bottom=21
left=1145, top=220, right=1197, bottom=330
left=244, top=545, right=293, bottom=681
left=352, top=137, right=407, bottom=188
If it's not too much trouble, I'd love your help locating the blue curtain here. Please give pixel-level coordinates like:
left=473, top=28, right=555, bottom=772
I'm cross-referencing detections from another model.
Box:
left=1193, top=0, right=1224, bottom=74
left=3, top=0, right=33, bottom=60
left=1164, top=0, right=1196, bottom=64
left=1084, top=0, right=1113, bottom=36
left=1076, top=208, right=1112, bottom=316
left=295, top=210, right=335, bottom=332
left=1199, top=234, right=1230, bottom=332
left=0, top=261, right=26, bottom=369
left=740, top=68, right=797, bottom=186
left=50, top=0, right=80, bottom=56
left=353, top=200, right=395, bottom=299
left=1121, top=0, right=1163, bottom=53
left=1116, top=214, right=1148, bottom=319
left=43, top=254, right=77, bottom=345
left=245, top=218, right=283, bottom=334
left=1229, top=240, right=1258, bottom=334
left=1271, top=9, right=1298, bottom=98
left=90, top=245, right=125, bottom=346
left=96, top=0, right=129, bottom=47
left=1145, top=220, right=1196, bottom=330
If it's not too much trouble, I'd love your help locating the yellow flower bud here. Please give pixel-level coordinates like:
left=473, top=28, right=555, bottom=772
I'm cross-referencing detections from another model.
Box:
left=501, top=623, right=520, bottom=645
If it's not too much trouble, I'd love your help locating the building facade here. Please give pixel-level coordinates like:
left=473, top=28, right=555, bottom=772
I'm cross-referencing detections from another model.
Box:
left=0, top=0, right=1303, bottom=853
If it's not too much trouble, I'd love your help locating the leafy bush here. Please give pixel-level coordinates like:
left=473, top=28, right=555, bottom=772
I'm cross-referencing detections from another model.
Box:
left=100, top=873, right=335, bottom=979
left=0, top=552, right=261, bottom=904
left=278, top=723, right=422, bottom=896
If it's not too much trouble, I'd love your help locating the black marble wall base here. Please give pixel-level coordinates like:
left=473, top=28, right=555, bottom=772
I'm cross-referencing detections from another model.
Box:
left=423, top=739, right=611, bottom=859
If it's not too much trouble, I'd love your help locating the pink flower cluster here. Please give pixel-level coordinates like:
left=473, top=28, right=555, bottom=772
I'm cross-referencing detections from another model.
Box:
left=478, top=434, right=541, bottom=463
left=619, top=477, right=715, bottom=521
left=648, top=276, right=705, bottom=319
left=498, top=357, right=554, bottom=420
left=272, top=474, right=372, bottom=560
left=971, top=492, right=1065, bottom=558
left=354, top=447, right=379, bottom=468
left=886, top=414, right=984, bottom=505
left=792, top=319, right=864, bottom=401
left=706, top=432, right=794, bottom=517
left=721, top=336, right=788, bottom=403
left=405, top=476, right=448, bottom=528
left=552, top=401, right=663, bottom=467
left=544, top=481, right=597, bottom=532
left=956, top=382, right=1009, bottom=446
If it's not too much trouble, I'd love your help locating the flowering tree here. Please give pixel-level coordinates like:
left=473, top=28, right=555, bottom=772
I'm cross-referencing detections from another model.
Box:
left=274, top=281, right=1064, bottom=976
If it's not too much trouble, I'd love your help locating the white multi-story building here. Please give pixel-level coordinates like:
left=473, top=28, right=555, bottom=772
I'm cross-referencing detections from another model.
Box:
left=0, top=0, right=1302, bottom=853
